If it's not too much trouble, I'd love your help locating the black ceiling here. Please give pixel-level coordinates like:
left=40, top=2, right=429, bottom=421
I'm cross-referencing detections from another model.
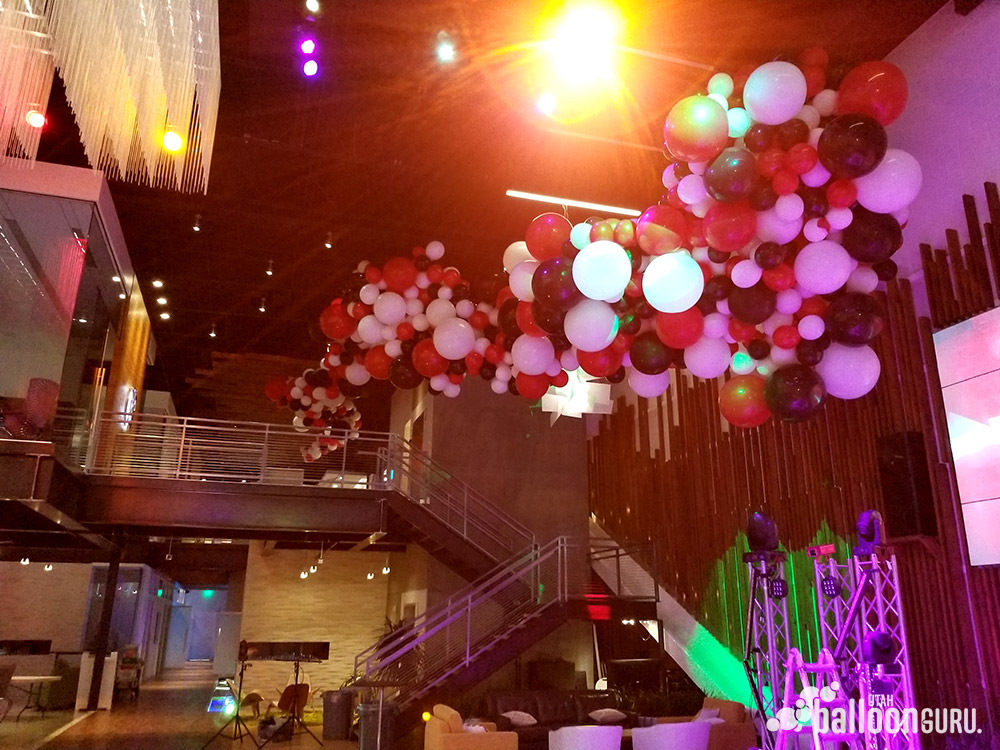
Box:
left=38, top=0, right=952, bottom=413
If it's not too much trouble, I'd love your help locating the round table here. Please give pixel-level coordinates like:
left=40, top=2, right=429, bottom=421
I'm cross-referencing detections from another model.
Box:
left=10, top=675, right=61, bottom=721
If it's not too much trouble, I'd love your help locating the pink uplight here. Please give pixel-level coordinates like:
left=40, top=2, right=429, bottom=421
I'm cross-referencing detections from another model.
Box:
left=300, top=39, right=316, bottom=55
left=303, top=59, right=318, bottom=77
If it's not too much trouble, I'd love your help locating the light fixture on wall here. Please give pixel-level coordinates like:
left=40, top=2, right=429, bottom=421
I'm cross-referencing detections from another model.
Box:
left=266, top=260, right=274, bottom=277
left=366, top=571, right=375, bottom=580
left=165, top=539, right=173, bottom=561
left=324, top=231, right=333, bottom=249
left=19, top=557, right=29, bottom=565
left=44, top=563, right=53, bottom=572
left=209, top=323, right=217, bottom=338
left=193, top=214, right=202, bottom=232
left=309, top=563, right=318, bottom=574
left=382, top=556, right=391, bottom=575
left=300, top=570, right=309, bottom=579
left=258, top=298, right=267, bottom=313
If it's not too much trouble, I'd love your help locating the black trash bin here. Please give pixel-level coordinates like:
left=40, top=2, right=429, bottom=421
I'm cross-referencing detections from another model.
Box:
left=322, top=689, right=353, bottom=741
left=357, top=701, right=398, bottom=750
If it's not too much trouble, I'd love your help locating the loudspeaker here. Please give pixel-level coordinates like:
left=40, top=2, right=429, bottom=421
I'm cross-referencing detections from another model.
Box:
left=876, top=431, right=937, bottom=538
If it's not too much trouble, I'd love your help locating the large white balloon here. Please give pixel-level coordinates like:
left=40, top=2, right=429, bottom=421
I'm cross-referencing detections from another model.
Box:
left=563, top=299, right=618, bottom=352
left=572, top=240, right=632, bottom=302
left=815, top=343, right=881, bottom=400
left=357, top=314, right=385, bottom=345
left=642, top=251, right=704, bottom=313
left=509, top=260, right=538, bottom=301
left=794, top=240, right=853, bottom=295
left=684, top=336, right=731, bottom=379
left=628, top=368, right=671, bottom=398
left=425, top=298, right=456, bottom=327
left=373, top=291, right=407, bottom=325
left=743, top=62, right=808, bottom=125
left=756, top=207, right=803, bottom=244
left=502, top=241, right=533, bottom=272
left=511, top=335, right=556, bottom=376
left=853, top=149, right=922, bottom=214
left=345, top=362, right=371, bottom=386
left=433, top=317, right=477, bottom=360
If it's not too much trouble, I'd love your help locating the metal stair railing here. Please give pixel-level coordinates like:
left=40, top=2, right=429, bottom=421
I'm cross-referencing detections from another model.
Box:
left=378, top=435, right=535, bottom=562
left=353, top=536, right=569, bottom=707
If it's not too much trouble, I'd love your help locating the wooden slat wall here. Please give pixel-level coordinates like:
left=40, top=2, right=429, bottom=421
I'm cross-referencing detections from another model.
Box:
left=588, top=278, right=1000, bottom=745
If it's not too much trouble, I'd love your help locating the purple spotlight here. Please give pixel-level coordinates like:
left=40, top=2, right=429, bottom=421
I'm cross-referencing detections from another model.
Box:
left=303, top=59, right=318, bottom=77
left=300, top=39, right=316, bottom=55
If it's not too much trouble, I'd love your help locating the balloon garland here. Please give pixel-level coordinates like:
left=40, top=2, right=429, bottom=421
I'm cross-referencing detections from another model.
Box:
left=270, top=48, right=921, bottom=456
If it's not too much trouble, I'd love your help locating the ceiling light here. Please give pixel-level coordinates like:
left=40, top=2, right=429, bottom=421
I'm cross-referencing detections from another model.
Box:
left=303, top=60, right=318, bottom=77
left=156, top=297, right=167, bottom=305
left=44, top=563, right=53, bottom=572
left=300, top=570, right=309, bottom=579
left=119, top=292, right=127, bottom=300
left=266, top=260, right=274, bottom=276
left=193, top=214, right=201, bottom=232
left=159, top=312, right=171, bottom=320
left=382, top=565, right=391, bottom=575
left=25, top=110, right=46, bottom=128
left=258, top=298, right=266, bottom=313
left=366, top=571, right=375, bottom=580
left=209, top=324, right=217, bottom=338
left=78, top=318, right=88, bottom=323
left=537, top=92, right=556, bottom=116
left=162, top=130, right=184, bottom=153
left=505, top=189, right=641, bottom=217
left=20, top=557, right=29, bottom=565
left=309, top=564, right=318, bottom=574
left=300, top=39, right=316, bottom=55
left=436, top=32, right=455, bottom=63
left=152, top=279, right=164, bottom=288
left=324, top=232, right=333, bottom=249
left=305, top=0, right=320, bottom=12
left=112, top=275, right=121, bottom=283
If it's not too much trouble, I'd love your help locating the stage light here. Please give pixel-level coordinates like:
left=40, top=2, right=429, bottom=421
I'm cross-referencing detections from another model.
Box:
left=209, top=324, right=217, bottom=338
left=162, top=130, right=184, bottom=152
left=506, top=189, right=641, bottom=217
left=152, top=279, right=164, bottom=288
left=303, top=59, right=318, bottom=77
left=159, top=312, right=171, bottom=320
left=301, top=39, right=316, bottom=55
left=422, top=712, right=431, bottom=722
left=25, top=110, right=46, bottom=128
left=821, top=575, right=842, bottom=598
left=537, top=92, right=556, bottom=116
left=769, top=578, right=789, bottom=599
left=156, top=297, right=167, bottom=305
left=266, top=260, right=274, bottom=276
left=193, top=214, right=201, bottom=232
left=305, top=0, right=320, bottom=12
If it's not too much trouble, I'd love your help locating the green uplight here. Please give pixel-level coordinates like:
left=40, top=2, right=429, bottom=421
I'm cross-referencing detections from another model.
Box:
left=157, top=588, right=163, bottom=597
left=202, top=590, right=214, bottom=599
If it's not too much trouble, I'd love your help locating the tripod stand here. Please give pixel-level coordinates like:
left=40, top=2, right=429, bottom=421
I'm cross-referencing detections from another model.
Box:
left=258, top=659, right=322, bottom=749
left=201, top=659, right=259, bottom=749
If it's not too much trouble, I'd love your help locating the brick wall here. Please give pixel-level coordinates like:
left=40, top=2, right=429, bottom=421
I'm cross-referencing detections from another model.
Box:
left=239, top=543, right=389, bottom=696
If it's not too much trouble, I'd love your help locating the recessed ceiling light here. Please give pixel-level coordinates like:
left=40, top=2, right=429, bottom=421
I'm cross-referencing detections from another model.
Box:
left=112, top=275, right=121, bottom=283
left=119, top=292, right=127, bottom=300
left=159, top=312, right=171, bottom=320
left=152, top=279, right=164, bottom=288
left=156, top=297, right=167, bottom=305
left=305, top=0, right=320, bottom=12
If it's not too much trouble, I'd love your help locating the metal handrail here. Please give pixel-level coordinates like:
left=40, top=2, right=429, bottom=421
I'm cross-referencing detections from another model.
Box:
left=354, top=536, right=569, bottom=707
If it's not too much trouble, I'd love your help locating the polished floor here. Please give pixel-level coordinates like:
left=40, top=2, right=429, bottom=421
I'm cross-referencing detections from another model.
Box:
left=30, top=664, right=356, bottom=750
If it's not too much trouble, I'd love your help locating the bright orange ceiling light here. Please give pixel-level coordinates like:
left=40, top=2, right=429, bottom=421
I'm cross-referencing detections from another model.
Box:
left=545, top=4, right=624, bottom=86
left=25, top=110, right=46, bottom=128
left=162, top=130, right=184, bottom=152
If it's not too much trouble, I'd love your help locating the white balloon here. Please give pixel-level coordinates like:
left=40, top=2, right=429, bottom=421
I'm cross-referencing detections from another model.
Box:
left=756, top=207, right=803, bottom=244
left=678, top=174, right=708, bottom=205
left=572, top=240, right=632, bottom=302
left=443, top=383, right=461, bottom=398
left=796, top=104, right=821, bottom=129
left=846, top=265, right=880, bottom=294
left=570, top=222, right=593, bottom=249
left=731, top=259, right=763, bottom=289
left=384, top=339, right=403, bottom=358
left=425, top=240, right=445, bottom=261
left=743, top=62, right=808, bottom=125
left=727, top=107, right=752, bottom=138
left=707, top=72, right=734, bottom=98
left=381, top=324, right=396, bottom=341
left=691, top=246, right=711, bottom=263
left=433, top=317, right=477, bottom=360
left=688, top=160, right=708, bottom=176
left=684, top=336, right=731, bottom=379
left=511, top=335, right=556, bottom=375
left=774, top=193, right=805, bottom=222
left=803, top=218, right=829, bottom=242
left=509, top=260, right=538, bottom=301
left=560, top=348, right=579, bottom=371
left=403, top=285, right=420, bottom=299
left=425, top=298, right=456, bottom=327
left=815, top=343, right=881, bottom=400
left=373, top=291, right=407, bottom=325
left=455, top=299, right=475, bottom=319
left=812, top=89, right=837, bottom=116
left=825, top=207, right=854, bottom=231
left=357, top=314, right=384, bottom=345
left=703, top=312, right=730, bottom=339
left=564, top=299, right=618, bottom=352
left=503, top=241, right=533, bottom=272
left=495, top=364, right=511, bottom=382
left=708, top=93, right=728, bottom=111
left=415, top=272, right=430, bottom=289
left=438, top=286, right=453, bottom=300
left=405, top=298, right=424, bottom=316
left=798, top=314, right=826, bottom=340
left=763, top=312, right=793, bottom=337
left=345, top=362, right=371, bottom=386
left=429, top=373, right=450, bottom=391
left=490, top=378, right=508, bottom=394
left=360, top=283, right=380, bottom=305
left=642, top=252, right=704, bottom=313
left=771, top=344, right=799, bottom=365
left=628, top=368, right=671, bottom=398
left=731, top=349, right=756, bottom=375
left=546, top=360, right=563, bottom=377
left=854, top=149, right=922, bottom=214
left=800, top=160, right=832, bottom=188
left=716, top=298, right=731, bottom=316
left=411, top=313, right=429, bottom=332
left=794, top=240, right=853, bottom=295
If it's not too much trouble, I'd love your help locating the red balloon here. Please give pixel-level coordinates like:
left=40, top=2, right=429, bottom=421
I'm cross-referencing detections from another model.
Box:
left=525, top=213, right=572, bottom=261
left=729, top=318, right=758, bottom=343
left=319, top=302, right=356, bottom=339
left=826, top=179, right=857, bottom=208
left=396, top=321, right=415, bottom=341
left=802, top=65, right=826, bottom=98
left=365, top=345, right=393, bottom=380
left=382, top=257, right=418, bottom=293
left=515, top=372, right=550, bottom=400
left=442, top=268, right=462, bottom=288
left=798, top=47, right=829, bottom=69
left=762, top=264, right=796, bottom=291
left=551, top=370, right=569, bottom=388
left=719, top=375, right=771, bottom=428
left=364, top=266, right=382, bottom=284
left=412, top=339, right=448, bottom=378
left=772, top=325, right=801, bottom=350
left=465, top=351, right=484, bottom=376
left=426, top=264, right=445, bottom=284
left=636, top=204, right=688, bottom=256
left=837, top=61, right=908, bottom=126
left=703, top=202, right=756, bottom=253
left=614, top=219, right=637, bottom=248
left=515, top=300, right=547, bottom=337
left=655, top=308, right=704, bottom=349
left=797, top=296, right=828, bottom=319
left=264, top=377, right=287, bottom=402
left=578, top=346, right=623, bottom=378
left=468, top=310, right=490, bottom=330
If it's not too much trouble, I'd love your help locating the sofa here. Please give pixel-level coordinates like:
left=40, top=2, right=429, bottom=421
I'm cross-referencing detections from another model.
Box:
left=425, top=703, right=518, bottom=750
left=483, top=691, right=632, bottom=750
left=650, top=697, right=757, bottom=750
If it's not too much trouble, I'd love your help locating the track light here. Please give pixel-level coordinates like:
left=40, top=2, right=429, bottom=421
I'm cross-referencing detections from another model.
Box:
left=382, top=565, right=391, bottom=575
left=156, top=297, right=167, bottom=305
left=305, top=0, right=320, bottom=12
left=193, top=214, right=201, bottom=232
left=258, top=298, right=267, bottom=313
left=266, top=260, right=274, bottom=276
left=112, top=275, right=121, bottom=283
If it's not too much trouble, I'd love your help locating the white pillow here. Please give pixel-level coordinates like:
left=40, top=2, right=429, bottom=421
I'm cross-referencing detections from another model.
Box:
left=501, top=710, right=538, bottom=727
left=693, top=707, right=721, bottom=722
left=589, top=707, right=627, bottom=724
left=464, top=724, right=487, bottom=733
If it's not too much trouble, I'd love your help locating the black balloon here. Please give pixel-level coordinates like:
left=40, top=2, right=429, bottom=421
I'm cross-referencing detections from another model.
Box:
left=531, top=300, right=566, bottom=334
left=798, top=186, right=829, bottom=219
left=825, top=293, right=886, bottom=345
left=707, top=247, right=730, bottom=263
left=703, top=275, right=733, bottom=300
left=776, top=118, right=809, bottom=149
left=764, top=365, right=827, bottom=422
left=619, top=312, right=642, bottom=336
left=817, top=114, right=887, bottom=179
left=607, top=366, right=626, bottom=384
left=389, top=356, right=424, bottom=390
left=753, top=242, right=787, bottom=270
left=747, top=338, right=771, bottom=361
left=498, top=297, right=521, bottom=338
left=531, top=257, right=582, bottom=310
left=796, top=339, right=824, bottom=366
left=747, top=179, right=778, bottom=211
left=841, top=206, right=902, bottom=264
left=873, top=259, right=898, bottom=281
left=728, top=282, right=777, bottom=325
left=704, top=148, right=759, bottom=202
left=630, top=332, right=675, bottom=375
left=744, top=123, right=774, bottom=153
left=472, top=272, right=507, bottom=305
